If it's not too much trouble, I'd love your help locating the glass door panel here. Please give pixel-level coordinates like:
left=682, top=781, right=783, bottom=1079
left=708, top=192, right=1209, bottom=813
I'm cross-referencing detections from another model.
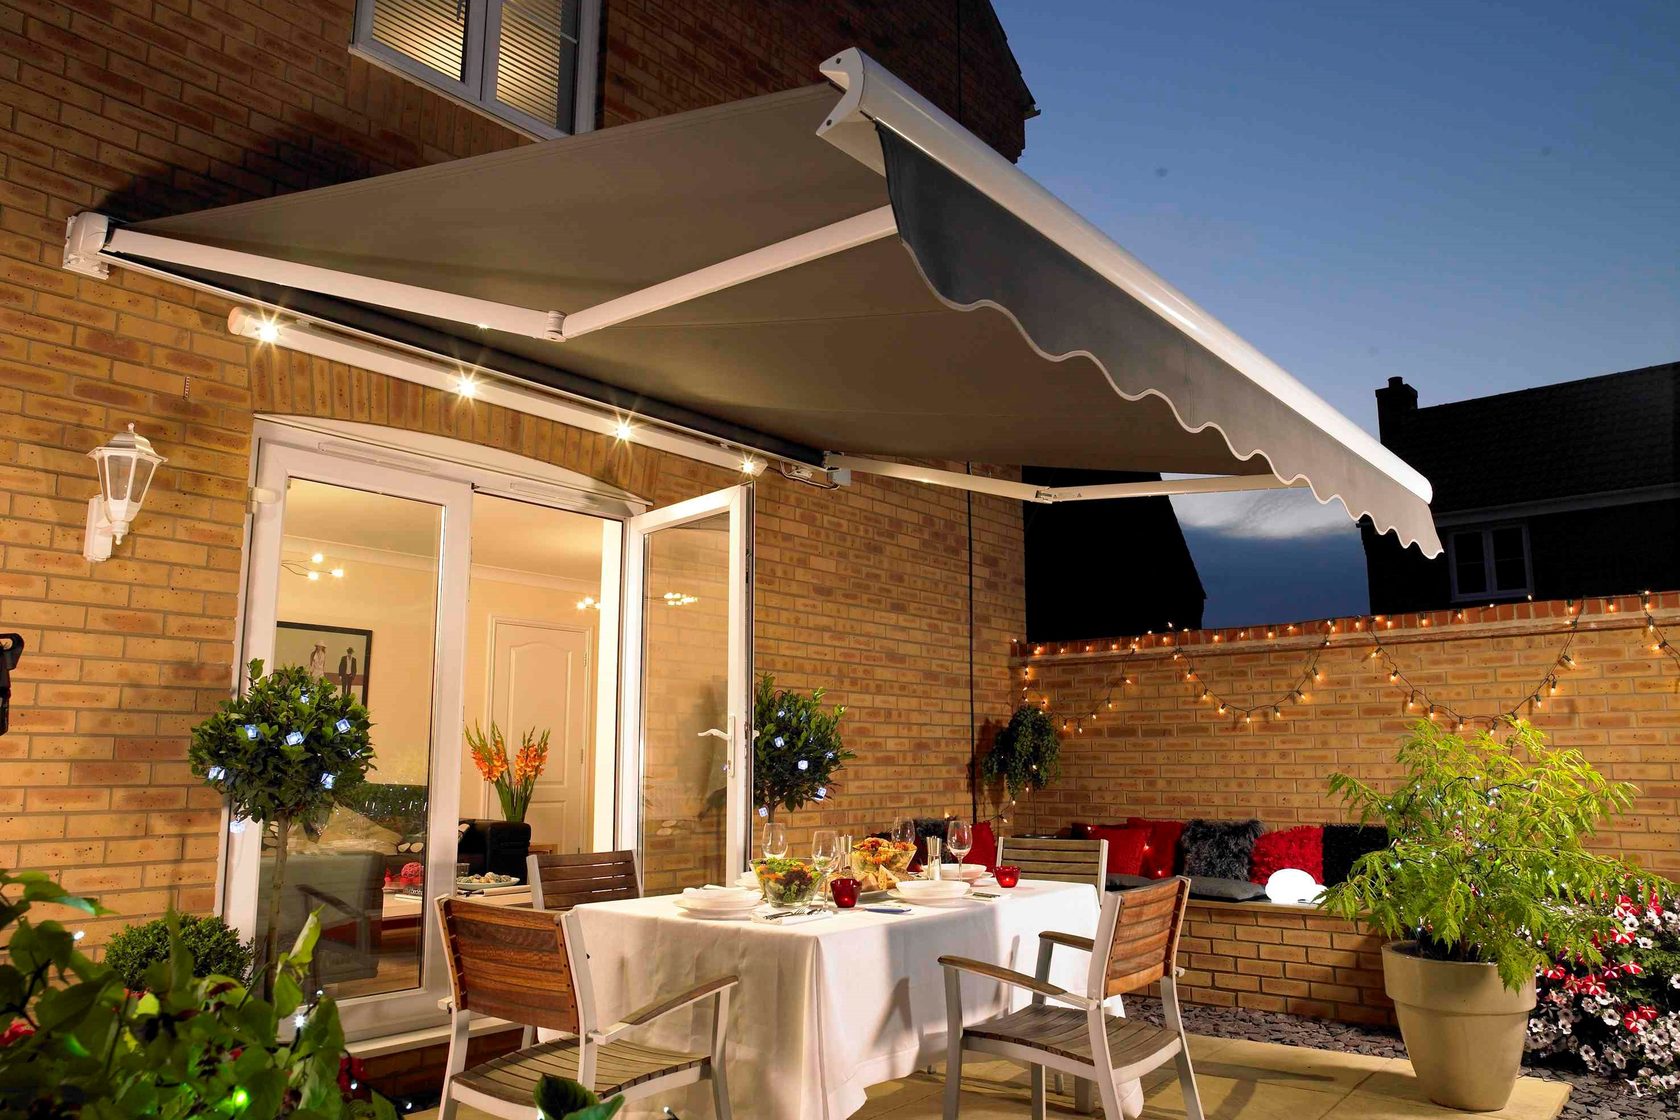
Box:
left=620, top=488, right=750, bottom=893
left=231, top=438, right=470, bottom=1036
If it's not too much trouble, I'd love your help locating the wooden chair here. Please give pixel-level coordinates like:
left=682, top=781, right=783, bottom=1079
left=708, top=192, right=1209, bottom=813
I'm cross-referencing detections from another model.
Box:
left=937, top=877, right=1203, bottom=1120
left=996, top=836, right=1108, bottom=893
left=528, top=849, right=642, bottom=910
left=435, top=898, right=736, bottom=1119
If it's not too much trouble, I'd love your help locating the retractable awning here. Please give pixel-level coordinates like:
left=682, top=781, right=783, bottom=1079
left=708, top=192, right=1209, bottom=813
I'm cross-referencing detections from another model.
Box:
left=63, top=48, right=1439, bottom=554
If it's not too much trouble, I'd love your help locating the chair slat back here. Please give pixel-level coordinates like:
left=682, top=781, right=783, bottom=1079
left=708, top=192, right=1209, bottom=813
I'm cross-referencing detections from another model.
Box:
left=529, top=849, right=641, bottom=910
left=1089, top=876, right=1190, bottom=998
left=996, top=836, right=1107, bottom=892
left=437, top=898, right=580, bottom=1033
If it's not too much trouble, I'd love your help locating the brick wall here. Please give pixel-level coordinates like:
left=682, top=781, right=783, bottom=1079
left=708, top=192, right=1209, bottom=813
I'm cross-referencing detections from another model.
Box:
left=0, top=0, right=1030, bottom=944
left=1018, top=593, right=1680, bottom=1020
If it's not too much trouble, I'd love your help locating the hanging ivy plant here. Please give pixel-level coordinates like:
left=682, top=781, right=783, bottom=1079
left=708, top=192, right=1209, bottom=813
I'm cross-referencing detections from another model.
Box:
left=752, top=674, right=852, bottom=819
left=981, top=705, right=1060, bottom=799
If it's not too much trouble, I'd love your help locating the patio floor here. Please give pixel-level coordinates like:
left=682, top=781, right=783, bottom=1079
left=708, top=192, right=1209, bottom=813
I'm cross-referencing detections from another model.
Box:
left=416, top=1033, right=1571, bottom=1119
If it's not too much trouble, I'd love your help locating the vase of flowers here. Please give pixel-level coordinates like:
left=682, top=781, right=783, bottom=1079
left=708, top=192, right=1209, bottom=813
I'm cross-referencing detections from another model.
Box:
left=465, top=722, right=549, bottom=823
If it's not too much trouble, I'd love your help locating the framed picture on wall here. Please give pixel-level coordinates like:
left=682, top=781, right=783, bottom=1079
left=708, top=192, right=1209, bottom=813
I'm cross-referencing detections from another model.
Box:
left=274, top=622, right=373, bottom=705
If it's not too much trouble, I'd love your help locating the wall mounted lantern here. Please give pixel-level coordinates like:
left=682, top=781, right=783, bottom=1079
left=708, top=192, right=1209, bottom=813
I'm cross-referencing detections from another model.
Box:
left=83, top=424, right=165, bottom=562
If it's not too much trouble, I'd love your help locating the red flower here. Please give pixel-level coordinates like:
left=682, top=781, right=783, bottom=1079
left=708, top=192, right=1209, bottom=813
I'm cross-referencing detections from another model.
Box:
left=0, top=1021, right=34, bottom=1047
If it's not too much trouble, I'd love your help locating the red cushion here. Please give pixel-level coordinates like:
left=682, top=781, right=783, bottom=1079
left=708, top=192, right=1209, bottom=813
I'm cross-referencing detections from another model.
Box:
left=1128, top=817, right=1186, bottom=879
left=1249, top=825, right=1325, bottom=885
left=1069, top=822, right=1095, bottom=840
left=1090, top=825, right=1149, bottom=876
left=968, top=821, right=998, bottom=870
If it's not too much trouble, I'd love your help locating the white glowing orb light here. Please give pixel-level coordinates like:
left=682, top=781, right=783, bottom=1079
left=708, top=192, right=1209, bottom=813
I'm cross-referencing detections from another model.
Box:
left=1264, top=868, right=1321, bottom=905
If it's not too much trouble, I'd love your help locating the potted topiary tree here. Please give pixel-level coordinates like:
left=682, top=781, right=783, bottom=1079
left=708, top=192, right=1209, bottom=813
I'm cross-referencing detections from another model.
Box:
left=752, top=674, right=851, bottom=822
left=1320, top=719, right=1664, bottom=1111
left=189, top=659, right=374, bottom=998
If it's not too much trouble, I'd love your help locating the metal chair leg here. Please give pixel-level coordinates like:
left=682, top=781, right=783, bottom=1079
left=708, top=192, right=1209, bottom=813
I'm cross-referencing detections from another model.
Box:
left=1176, top=1050, right=1204, bottom=1120
left=710, top=987, right=733, bottom=1119
left=1030, top=1065, right=1046, bottom=1120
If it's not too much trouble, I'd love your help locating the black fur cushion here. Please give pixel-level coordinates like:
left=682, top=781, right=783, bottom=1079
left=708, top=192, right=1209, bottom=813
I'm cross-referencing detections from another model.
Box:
left=1322, top=824, right=1390, bottom=886
left=1180, top=818, right=1263, bottom=880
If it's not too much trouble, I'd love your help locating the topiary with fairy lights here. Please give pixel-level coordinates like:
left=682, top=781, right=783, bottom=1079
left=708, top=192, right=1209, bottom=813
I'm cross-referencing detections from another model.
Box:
left=189, top=659, right=373, bottom=997
left=752, top=674, right=852, bottom=820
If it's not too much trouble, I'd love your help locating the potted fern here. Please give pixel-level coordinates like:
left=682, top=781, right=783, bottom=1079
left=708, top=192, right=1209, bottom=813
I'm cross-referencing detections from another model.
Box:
left=1320, top=720, right=1664, bottom=1111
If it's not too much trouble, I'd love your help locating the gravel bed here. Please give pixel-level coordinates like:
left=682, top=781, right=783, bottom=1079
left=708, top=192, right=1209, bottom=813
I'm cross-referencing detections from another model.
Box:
left=1124, top=997, right=1672, bottom=1120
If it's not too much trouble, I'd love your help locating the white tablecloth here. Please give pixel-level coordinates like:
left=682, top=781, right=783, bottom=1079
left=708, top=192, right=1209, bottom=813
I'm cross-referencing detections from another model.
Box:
left=572, top=880, right=1099, bottom=1119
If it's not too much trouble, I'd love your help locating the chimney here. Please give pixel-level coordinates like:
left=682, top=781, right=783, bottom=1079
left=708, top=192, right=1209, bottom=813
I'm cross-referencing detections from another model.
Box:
left=1374, top=376, right=1418, bottom=443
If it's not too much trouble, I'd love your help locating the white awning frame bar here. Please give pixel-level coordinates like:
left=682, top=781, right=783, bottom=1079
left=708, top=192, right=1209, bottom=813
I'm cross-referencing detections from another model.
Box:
left=556, top=205, right=897, bottom=339
left=102, top=223, right=562, bottom=339
left=825, top=455, right=1299, bottom=503
left=816, top=48, right=1432, bottom=506
left=72, top=204, right=900, bottom=346
left=1043, top=475, right=1304, bottom=502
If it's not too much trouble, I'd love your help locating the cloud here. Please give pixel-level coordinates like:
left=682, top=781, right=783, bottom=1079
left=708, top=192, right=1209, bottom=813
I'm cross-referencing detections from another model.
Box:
left=1168, top=487, right=1355, bottom=541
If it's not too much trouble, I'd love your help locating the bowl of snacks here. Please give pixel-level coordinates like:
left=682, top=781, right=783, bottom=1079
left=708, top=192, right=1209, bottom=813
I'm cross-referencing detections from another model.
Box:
left=753, top=857, right=820, bottom=909
left=849, top=836, right=917, bottom=894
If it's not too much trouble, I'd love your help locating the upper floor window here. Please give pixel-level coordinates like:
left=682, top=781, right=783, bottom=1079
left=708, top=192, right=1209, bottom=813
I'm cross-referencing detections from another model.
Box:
left=352, top=0, right=599, bottom=138
left=1448, top=524, right=1532, bottom=602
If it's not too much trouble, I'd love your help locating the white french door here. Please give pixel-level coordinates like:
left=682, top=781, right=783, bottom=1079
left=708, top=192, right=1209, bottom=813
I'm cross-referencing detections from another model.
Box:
left=231, top=435, right=471, bottom=1036
left=617, top=486, right=752, bottom=892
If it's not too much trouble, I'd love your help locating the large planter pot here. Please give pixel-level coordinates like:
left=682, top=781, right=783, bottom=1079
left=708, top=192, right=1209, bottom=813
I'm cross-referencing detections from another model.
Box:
left=1382, top=941, right=1537, bottom=1112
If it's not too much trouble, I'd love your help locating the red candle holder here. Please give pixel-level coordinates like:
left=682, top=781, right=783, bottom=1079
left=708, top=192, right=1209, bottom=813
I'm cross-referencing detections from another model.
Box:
left=994, top=865, right=1021, bottom=888
left=830, top=877, right=860, bottom=909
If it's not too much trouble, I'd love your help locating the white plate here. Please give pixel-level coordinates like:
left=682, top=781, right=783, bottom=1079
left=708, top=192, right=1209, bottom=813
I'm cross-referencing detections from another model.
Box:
left=680, top=887, right=761, bottom=907
left=889, top=885, right=971, bottom=906
left=938, top=863, right=989, bottom=882
left=672, top=900, right=759, bottom=913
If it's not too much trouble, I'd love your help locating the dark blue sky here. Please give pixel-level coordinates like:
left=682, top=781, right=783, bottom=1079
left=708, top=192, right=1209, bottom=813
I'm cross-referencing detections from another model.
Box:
left=994, top=0, right=1680, bottom=626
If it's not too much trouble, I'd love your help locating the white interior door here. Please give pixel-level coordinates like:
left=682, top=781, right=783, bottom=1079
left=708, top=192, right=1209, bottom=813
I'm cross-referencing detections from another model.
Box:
left=231, top=435, right=469, bottom=1038
left=618, top=486, right=751, bottom=894
left=489, top=618, right=592, bottom=853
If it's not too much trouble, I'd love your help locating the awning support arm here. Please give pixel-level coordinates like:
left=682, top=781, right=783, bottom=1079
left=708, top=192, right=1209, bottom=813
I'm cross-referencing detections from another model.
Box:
left=556, top=205, right=897, bottom=339
left=69, top=205, right=899, bottom=345
left=84, top=217, right=564, bottom=340
left=825, top=454, right=1302, bottom=503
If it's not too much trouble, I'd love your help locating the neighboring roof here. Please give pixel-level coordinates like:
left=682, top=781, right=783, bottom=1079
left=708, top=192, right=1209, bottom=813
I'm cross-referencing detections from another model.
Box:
left=1379, top=362, right=1679, bottom=513
left=96, top=55, right=1439, bottom=552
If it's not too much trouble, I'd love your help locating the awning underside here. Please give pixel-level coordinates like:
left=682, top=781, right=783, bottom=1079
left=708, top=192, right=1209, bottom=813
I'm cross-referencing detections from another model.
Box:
left=114, top=72, right=1439, bottom=554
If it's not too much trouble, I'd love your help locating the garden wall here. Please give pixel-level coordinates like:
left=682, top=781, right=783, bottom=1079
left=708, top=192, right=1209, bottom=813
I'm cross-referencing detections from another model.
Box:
left=1013, top=592, right=1680, bottom=1021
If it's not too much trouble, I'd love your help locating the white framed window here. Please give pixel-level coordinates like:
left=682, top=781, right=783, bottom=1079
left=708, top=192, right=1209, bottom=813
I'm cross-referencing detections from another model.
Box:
left=351, top=0, right=600, bottom=138
left=1448, top=523, right=1532, bottom=602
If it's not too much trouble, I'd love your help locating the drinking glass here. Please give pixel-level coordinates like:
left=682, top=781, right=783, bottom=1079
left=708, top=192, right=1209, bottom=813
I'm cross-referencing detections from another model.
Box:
left=762, top=821, right=789, bottom=860
left=812, top=829, right=840, bottom=910
left=947, top=819, right=973, bottom=871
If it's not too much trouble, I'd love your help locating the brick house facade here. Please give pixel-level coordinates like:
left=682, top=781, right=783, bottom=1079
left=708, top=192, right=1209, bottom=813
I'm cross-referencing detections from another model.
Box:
left=0, top=0, right=1034, bottom=943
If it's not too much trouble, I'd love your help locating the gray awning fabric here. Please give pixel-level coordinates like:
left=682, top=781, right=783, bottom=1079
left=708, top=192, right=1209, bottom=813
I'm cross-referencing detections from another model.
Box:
left=118, top=72, right=1439, bottom=554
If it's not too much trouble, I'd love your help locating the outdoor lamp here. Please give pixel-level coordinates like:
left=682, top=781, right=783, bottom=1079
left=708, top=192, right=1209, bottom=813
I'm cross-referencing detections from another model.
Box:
left=1264, top=868, right=1322, bottom=905
left=83, top=424, right=165, bottom=562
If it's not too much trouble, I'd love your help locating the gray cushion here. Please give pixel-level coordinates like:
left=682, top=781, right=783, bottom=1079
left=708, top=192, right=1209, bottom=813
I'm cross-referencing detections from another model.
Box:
left=1181, top=818, right=1264, bottom=880
left=1104, top=873, right=1156, bottom=891
left=1187, top=875, right=1267, bottom=902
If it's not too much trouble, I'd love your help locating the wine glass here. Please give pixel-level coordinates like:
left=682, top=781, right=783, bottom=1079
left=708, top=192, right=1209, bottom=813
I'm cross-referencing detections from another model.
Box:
left=947, top=819, right=973, bottom=874
left=762, top=821, right=788, bottom=861
left=811, top=829, right=840, bottom=911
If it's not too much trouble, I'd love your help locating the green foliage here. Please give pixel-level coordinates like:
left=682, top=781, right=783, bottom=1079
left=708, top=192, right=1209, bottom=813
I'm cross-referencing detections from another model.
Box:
left=189, top=659, right=375, bottom=996
left=189, top=660, right=375, bottom=839
left=1318, top=719, right=1669, bottom=990
left=980, top=705, right=1060, bottom=799
left=752, top=675, right=852, bottom=816
left=0, top=868, right=396, bottom=1119
left=104, top=913, right=254, bottom=991
left=534, top=1075, right=625, bottom=1119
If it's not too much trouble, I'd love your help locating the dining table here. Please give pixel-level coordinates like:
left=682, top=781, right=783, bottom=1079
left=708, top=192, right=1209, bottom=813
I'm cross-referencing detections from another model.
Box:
left=571, top=879, right=1102, bottom=1120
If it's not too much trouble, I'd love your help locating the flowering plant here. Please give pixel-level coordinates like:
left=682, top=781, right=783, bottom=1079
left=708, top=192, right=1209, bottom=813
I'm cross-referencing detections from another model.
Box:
left=1528, top=890, right=1680, bottom=1098
left=466, top=721, right=549, bottom=823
